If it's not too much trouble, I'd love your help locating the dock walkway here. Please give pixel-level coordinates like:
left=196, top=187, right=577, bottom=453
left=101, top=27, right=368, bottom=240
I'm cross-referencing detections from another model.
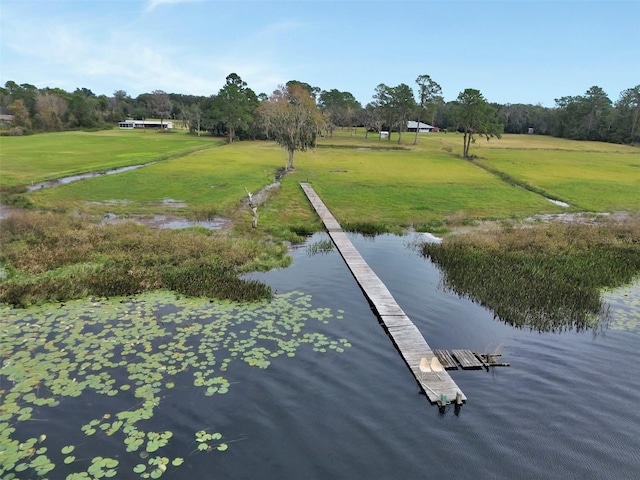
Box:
left=300, top=183, right=466, bottom=404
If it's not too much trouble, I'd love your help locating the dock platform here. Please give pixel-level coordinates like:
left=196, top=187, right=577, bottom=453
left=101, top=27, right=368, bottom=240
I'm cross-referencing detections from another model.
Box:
left=300, top=183, right=466, bottom=404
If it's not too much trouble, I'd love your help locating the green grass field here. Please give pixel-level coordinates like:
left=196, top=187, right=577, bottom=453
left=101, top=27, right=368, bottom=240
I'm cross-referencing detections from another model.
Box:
left=0, top=129, right=221, bottom=187
left=476, top=149, right=640, bottom=211
left=3, top=128, right=639, bottom=229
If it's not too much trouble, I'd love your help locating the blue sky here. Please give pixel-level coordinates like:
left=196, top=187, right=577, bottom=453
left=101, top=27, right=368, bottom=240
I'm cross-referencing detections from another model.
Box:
left=1, top=0, right=638, bottom=107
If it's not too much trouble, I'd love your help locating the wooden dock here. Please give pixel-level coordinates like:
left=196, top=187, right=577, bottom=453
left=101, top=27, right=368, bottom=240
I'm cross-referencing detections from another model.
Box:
left=300, top=183, right=466, bottom=405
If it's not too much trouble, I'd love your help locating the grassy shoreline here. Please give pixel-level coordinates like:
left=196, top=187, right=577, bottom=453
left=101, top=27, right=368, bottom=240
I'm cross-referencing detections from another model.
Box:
left=1, top=128, right=639, bottom=307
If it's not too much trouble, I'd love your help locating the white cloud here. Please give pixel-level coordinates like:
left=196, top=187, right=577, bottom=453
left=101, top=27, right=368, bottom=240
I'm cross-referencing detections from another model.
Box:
left=144, top=0, right=203, bottom=14
left=0, top=3, right=311, bottom=98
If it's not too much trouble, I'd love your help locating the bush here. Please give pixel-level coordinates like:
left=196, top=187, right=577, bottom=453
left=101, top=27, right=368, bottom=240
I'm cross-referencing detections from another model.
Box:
left=8, top=127, right=26, bottom=137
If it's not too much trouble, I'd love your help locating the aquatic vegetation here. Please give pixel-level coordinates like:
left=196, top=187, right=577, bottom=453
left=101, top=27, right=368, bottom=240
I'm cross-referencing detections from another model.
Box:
left=602, top=280, right=640, bottom=332
left=0, top=290, right=351, bottom=478
left=307, top=239, right=334, bottom=256
left=0, top=211, right=289, bottom=306
left=421, top=220, right=640, bottom=332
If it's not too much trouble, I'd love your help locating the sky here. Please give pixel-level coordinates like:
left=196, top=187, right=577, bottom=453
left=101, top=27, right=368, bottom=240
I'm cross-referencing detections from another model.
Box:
left=1, top=0, right=638, bottom=107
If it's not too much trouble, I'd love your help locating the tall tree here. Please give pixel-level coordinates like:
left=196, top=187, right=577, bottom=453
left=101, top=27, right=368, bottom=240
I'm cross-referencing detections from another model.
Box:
left=9, top=99, right=31, bottom=130
left=67, top=88, right=100, bottom=128
left=361, top=103, right=383, bottom=139
left=4, top=81, right=38, bottom=116
left=614, top=85, right=640, bottom=143
left=414, top=75, right=442, bottom=144
left=34, top=92, right=67, bottom=131
left=258, top=83, right=325, bottom=170
left=211, top=73, right=255, bottom=143
left=583, top=86, right=612, bottom=140
left=148, top=90, right=172, bottom=130
left=372, top=83, right=415, bottom=142
left=553, top=86, right=613, bottom=141
left=286, top=80, right=321, bottom=100
left=450, top=88, right=503, bottom=158
left=318, top=89, right=361, bottom=136
left=372, top=83, right=394, bottom=140
left=109, top=90, right=132, bottom=122
left=390, top=83, right=416, bottom=144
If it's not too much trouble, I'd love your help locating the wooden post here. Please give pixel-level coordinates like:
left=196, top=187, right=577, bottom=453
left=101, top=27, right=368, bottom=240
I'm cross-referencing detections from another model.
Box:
left=245, top=187, right=258, bottom=228
left=251, top=205, right=258, bottom=228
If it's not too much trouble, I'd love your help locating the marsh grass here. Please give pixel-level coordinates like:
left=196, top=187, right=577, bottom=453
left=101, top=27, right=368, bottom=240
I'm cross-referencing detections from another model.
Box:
left=421, top=217, right=640, bottom=332
left=307, top=239, right=334, bottom=256
left=0, top=211, right=289, bottom=306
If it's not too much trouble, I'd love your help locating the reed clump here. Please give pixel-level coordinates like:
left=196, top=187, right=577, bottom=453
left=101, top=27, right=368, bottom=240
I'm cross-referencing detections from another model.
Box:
left=0, top=211, right=285, bottom=306
left=421, top=217, right=640, bottom=332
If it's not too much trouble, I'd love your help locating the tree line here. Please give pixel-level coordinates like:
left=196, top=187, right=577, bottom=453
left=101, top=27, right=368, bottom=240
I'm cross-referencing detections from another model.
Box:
left=2, top=76, right=638, bottom=150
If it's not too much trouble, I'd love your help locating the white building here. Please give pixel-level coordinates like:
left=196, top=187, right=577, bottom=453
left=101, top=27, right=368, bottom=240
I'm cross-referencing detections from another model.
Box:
left=118, top=120, right=173, bottom=130
left=407, top=121, right=434, bottom=133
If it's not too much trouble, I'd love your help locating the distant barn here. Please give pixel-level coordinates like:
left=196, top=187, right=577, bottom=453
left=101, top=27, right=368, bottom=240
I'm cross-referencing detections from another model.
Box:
left=407, top=121, right=437, bottom=133
left=118, top=120, right=173, bottom=130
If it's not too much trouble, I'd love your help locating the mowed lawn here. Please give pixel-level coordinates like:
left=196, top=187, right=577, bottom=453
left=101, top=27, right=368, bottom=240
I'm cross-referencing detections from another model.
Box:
left=0, top=129, right=220, bottom=187
left=10, top=128, right=640, bottom=228
left=266, top=145, right=559, bottom=226
left=407, top=131, right=640, bottom=212
left=477, top=148, right=640, bottom=211
left=28, top=140, right=287, bottom=217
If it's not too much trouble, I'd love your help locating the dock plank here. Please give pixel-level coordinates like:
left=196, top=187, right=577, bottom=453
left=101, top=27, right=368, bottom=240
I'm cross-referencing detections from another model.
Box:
left=300, top=183, right=466, bottom=404
left=452, top=349, right=484, bottom=369
left=433, top=349, right=459, bottom=370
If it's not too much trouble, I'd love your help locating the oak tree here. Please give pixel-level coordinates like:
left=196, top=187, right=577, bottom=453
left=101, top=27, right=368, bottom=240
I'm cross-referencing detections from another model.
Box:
left=258, top=83, right=325, bottom=170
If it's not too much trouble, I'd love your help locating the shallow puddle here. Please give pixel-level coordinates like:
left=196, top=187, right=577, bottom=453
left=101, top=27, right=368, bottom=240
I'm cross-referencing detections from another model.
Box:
left=27, top=164, right=153, bottom=192
left=101, top=213, right=231, bottom=230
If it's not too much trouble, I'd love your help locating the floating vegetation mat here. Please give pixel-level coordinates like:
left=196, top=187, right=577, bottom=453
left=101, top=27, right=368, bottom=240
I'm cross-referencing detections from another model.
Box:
left=602, top=280, right=640, bottom=333
left=0, top=291, right=350, bottom=479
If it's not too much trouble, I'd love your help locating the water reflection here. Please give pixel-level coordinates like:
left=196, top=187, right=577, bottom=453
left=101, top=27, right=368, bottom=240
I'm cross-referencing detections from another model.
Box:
left=420, top=244, right=611, bottom=334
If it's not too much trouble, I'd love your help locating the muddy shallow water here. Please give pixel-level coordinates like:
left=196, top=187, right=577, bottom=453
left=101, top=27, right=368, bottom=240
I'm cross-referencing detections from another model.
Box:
left=100, top=213, right=231, bottom=230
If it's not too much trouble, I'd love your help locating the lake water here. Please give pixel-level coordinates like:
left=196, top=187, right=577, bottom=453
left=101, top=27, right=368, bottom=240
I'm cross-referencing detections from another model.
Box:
left=237, top=233, right=640, bottom=479
left=2, top=232, right=639, bottom=479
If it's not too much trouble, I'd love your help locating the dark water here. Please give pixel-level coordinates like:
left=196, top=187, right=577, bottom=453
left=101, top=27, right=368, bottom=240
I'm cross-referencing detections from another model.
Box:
left=5, top=233, right=640, bottom=479
left=192, top=232, right=640, bottom=479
